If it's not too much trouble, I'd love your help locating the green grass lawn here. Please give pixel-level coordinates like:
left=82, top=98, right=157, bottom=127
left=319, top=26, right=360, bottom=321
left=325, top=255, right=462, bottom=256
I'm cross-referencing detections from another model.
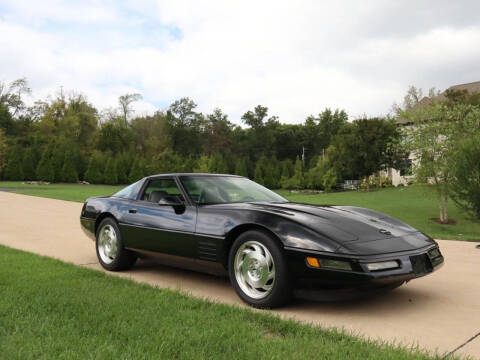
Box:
left=0, top=245, right=448, bottom=360
left=1, top=181, right=478, bottom=241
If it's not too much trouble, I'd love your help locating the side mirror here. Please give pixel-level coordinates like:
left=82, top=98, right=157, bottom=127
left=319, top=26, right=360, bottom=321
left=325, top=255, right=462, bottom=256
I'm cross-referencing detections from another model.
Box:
left=158, top=196, right=182, bottom=206
left=158, top=196, right=185, bottom=214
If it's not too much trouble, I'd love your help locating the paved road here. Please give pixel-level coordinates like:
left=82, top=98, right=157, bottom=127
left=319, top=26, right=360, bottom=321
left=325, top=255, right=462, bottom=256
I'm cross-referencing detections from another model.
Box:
left=0, top=191, right=479, bottom=359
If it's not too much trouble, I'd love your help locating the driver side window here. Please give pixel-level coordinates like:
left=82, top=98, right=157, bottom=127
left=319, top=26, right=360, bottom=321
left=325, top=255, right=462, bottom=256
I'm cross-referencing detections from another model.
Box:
left=140, top=178, right=184, bottom=204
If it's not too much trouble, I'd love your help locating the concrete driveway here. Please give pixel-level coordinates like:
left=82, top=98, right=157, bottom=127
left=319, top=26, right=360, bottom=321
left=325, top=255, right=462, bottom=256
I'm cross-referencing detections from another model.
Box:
left=0, top=191, right=479, bottom=359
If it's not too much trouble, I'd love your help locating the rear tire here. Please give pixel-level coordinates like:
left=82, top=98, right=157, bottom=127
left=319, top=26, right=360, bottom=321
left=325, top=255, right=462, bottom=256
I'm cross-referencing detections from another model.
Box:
left=96, top=218, right=137, bottom=271
left=228, top=230, right=293, bottom=308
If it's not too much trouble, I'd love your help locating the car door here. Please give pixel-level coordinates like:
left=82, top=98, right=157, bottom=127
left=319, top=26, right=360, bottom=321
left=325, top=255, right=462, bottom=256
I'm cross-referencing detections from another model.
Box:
left=120, top=177, right=198, bottom=258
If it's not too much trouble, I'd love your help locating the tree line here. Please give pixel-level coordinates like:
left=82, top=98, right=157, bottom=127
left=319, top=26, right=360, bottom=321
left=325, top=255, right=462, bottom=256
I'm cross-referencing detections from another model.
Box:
left=0, top=78, right=408, bottom=190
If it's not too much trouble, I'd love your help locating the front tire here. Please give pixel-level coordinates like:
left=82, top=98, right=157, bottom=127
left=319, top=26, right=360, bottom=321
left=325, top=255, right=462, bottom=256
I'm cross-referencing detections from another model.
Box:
left=96, top=218, right=137, bottom=271
left=228, top=230, right=293, bottom=308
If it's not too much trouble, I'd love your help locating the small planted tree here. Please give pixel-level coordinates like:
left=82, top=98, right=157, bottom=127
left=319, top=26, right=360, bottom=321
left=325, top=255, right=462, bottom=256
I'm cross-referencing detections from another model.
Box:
left=61, top=149, right=78, bottom=182
left=103, top=157, right=118, bottom=185
left=22, top=147, right=37, bottom=181
left=128, top=157, right=145, bottom=183
left=194, top=155, right=210, bottom=173
left=234, top=157, right=249, bottom=177
left=4, top=145, right=23, bottom=180
left=84, top=151, right=104, bottom=184
left=36, top=146, right=55, bottom=182
left=281, top=156, right=305, bottom=189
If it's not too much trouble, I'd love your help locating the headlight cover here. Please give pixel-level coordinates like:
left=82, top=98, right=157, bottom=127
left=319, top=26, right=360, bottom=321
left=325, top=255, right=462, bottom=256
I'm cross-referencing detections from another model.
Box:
left=365, top=260, right=400, bottom=271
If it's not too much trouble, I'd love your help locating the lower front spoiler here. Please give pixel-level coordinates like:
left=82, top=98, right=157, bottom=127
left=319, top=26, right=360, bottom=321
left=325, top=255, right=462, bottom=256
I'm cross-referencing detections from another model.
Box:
left=80, top=217, right=96, bottom=241
left=286, top=246, right=444, bottom=301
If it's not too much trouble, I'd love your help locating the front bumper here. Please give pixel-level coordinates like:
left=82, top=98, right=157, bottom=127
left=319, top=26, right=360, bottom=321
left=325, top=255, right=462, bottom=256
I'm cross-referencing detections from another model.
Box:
left=80, top=217, right=96, bottom=241
left=285, top=244, right=444, bottom=291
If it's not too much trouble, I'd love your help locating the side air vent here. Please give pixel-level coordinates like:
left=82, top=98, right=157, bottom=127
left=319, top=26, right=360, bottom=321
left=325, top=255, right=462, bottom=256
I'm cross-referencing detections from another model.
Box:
left=198, top=240, right=217, bottom=261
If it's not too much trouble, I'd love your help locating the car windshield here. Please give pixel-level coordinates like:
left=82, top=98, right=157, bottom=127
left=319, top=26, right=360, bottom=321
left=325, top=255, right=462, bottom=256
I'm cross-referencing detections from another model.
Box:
left=180, top=176, right=288, bottom=205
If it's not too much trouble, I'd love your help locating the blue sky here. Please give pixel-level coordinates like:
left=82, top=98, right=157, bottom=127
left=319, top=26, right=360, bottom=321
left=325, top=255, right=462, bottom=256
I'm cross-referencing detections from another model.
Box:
left=1, top=0, right=479, bottom=123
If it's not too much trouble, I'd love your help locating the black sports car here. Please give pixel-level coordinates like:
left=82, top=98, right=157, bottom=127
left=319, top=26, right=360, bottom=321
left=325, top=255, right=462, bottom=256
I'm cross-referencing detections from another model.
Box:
left=80, top=173, right=443, bottom=308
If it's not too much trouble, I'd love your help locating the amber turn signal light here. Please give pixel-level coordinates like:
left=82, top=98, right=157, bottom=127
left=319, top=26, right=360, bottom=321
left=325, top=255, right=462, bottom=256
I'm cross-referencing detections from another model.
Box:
left=306, top=257, right=320, bottom=268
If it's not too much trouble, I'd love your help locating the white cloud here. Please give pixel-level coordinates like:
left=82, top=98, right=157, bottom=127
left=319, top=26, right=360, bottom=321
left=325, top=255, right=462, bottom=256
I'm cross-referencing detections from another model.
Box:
left=0, top=0, right=479, bottom=123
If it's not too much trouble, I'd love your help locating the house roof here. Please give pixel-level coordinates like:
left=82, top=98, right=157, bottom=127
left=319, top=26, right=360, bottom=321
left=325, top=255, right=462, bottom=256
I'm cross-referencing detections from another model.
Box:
left=395, top=80, right=480, bottom=125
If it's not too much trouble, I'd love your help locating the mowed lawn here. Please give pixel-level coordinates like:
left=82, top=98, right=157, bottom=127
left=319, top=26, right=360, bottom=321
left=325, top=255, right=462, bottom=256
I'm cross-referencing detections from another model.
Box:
left=0, top=245, right=447, bottom=360
left=1, top=181, right=479, bottom=241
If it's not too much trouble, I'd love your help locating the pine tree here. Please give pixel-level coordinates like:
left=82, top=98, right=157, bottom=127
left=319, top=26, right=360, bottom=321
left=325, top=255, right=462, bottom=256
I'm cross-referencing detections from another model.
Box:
left=104, top=157, right=118, bottom=185
left=234, top=157, right=249, bottom=177
left=116, top=154, right=131, bottom=184
left=253, top=160, right=264, bottom=185
left=194, top=155, right=210, bottom=173
left=62, top=149, right=78, bottom=183
left=36, top=146, right=55, bottom=182
left=128, top=157, right=145, bottom=183
left=208, top=153, right=228, bottom=173
left=84, top=152, right=104, bottom=184
left=52, top=146, right=65, bottom=182
left=4, top=145, right=24, bottom=180
left=22, top=147, right=37, bottom=180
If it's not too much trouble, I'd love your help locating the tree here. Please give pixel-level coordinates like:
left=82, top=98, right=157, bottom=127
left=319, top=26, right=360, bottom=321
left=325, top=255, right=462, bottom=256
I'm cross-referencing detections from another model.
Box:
left=194, top=155, right=210, bottom=173
left=0, top=77, right=31, bottom=118
left=208, top=153, right=228, bottom=174
left=330, top=118, right=405, bottom=191
left=103, top=157, right=118, bottom=185
left=4, top=145, right=23, bottom=180
left=234, top=157, right=249, bottom=177
left=85, top=151, right=105, bottom=184
left=61, top=148, right=78, bottom=182
left=449, top=135, right=480, bottom=219
left=403, top=103, right=480, bottom=223
left=281, top=156, right=305, bottom=189
left=52, top=145, right=65, bottom=182
left=129, top=157, right=145, bottom=183
left=0, top=129, right=8, bottom=177
left=116, top=154, right=132, bottom=184
left=118, top=93, right=142, bottom=126
left=22, top=147, right=37, bottom=180
left=322, top=168, right=337, bottom=192
left=36, top=146, right=55, bottom=182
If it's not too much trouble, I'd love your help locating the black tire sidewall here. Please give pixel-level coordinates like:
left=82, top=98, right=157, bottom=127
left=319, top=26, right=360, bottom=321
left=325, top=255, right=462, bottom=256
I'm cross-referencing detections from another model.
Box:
left=228, top=230, right=292, bottom=308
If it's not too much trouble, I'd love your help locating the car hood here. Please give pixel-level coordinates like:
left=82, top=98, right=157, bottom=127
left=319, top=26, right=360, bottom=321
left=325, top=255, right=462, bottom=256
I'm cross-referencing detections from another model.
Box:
left=226, top=202, right=434, bottom=254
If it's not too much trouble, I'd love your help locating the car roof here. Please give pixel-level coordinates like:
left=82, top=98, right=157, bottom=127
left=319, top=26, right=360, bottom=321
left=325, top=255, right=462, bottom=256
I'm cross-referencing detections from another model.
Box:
left=147, top=173, right=244, bottom=178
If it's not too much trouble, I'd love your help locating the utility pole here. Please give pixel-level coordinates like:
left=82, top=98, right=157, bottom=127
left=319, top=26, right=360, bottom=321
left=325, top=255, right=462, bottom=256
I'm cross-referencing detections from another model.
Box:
left=302, top=146, right=306, bottom=166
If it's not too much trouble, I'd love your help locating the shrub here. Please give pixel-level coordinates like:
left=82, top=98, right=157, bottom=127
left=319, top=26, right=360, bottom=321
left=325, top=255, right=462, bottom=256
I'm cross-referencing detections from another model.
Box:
left=36, top=146, right=55, bottom=182
left=103, top=157, right=118, bottom=185
left=451, top=136, right=480, bottom=219
left=61, top=149, right=78, bottom=182
left=4, top=145, right=24, bottom=180
left=85, top=151, right=105, bottom=184
left=322, top=168, right=337, bottom=192
left=22, top=147, right=37, bottom=181
left=129, top=157, right=145, bottom=183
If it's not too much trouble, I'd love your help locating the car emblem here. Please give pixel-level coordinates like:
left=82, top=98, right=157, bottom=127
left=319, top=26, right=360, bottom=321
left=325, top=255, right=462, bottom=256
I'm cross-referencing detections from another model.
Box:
left=379, top=229, right=392, bottom=235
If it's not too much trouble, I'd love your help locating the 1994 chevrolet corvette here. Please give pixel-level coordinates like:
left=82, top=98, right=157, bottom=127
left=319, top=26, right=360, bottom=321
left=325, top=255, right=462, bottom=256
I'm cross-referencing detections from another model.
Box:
left=80, top=173, right=443, bottom=308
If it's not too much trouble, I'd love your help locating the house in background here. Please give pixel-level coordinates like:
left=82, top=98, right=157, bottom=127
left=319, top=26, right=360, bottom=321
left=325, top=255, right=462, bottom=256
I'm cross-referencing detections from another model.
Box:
left=388, top=80, right=480, bottom=186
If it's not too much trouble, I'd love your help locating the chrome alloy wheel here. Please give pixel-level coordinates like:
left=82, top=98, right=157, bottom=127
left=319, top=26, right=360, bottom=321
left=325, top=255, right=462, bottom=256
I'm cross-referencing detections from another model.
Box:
left=98, top=224, right=118, bottom=264
left=234, top=240, right=275, bottom=299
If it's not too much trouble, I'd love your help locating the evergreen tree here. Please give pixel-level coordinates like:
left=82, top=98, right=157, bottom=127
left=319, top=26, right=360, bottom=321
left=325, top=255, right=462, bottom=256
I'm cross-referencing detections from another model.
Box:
left=129, top=157, right=145, bottom=183
left=253, top=160, right=265, bottom=185
left=52, top=145, right=65, bottom=182
left=234, top=157, right=249, bottom=177
left=208, top=153, right=228, bottom=173
left=103, top=157, right=118, bottom=185
left=22, top=147, right=37, bottom=180
left=116, top=154, right=131, bottom=184
left=281, top=156, right=304, bottom=189
left=84, top=151, right=104, bottom=184
left=61, top=148, right=78, bottom=182
left=4, top=145, right=24, bottom=180
left=194, top=155, right=210, bottom=173
left=36, top=146, right=55, bottom=182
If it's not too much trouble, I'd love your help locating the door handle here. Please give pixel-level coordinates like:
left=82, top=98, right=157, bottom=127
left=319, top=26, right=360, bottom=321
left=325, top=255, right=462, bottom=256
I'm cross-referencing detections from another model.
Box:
left=128, top=209, right=137, bottom=214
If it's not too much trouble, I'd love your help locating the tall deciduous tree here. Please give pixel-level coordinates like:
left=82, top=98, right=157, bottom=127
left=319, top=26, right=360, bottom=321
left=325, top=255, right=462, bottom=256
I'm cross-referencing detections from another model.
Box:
left=118, top=93, right=142, bottom=126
